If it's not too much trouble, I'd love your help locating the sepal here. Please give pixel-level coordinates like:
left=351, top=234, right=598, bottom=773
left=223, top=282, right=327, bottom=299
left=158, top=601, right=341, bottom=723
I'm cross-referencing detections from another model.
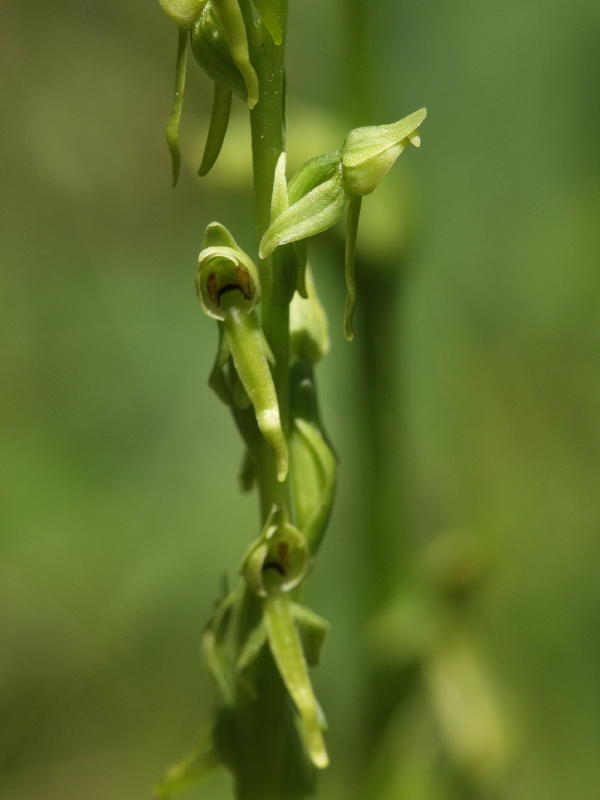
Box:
left=341, top=107, right=427, bottom=196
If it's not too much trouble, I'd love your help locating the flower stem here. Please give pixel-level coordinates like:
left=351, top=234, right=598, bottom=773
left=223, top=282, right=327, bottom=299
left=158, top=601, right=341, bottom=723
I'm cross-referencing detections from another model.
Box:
left=241, top=0, right=292, bottom=516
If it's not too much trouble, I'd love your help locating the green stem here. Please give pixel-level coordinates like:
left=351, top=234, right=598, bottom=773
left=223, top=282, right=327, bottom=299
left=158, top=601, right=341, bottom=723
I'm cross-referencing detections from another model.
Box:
left=221, top=6, right=318, bottom=800
left=241, top=0, right=291, bottom=515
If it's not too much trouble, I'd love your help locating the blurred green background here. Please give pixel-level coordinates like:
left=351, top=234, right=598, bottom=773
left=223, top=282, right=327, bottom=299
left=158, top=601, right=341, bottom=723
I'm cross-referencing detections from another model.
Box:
left=2, top=0, right=600, bottom=798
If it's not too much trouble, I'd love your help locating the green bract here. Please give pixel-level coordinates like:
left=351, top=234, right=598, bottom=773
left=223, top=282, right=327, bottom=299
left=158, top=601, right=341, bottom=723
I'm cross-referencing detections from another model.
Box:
left=341, top=107, right=427, bottom=195
left=259, top=165, right=347, bottom=259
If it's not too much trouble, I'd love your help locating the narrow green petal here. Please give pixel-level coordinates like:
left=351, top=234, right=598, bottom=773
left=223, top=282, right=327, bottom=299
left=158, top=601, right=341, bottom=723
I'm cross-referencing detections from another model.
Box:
left=264, top=594, right=329, bottom=769
left=165, top=28, right=188, bottom=187
left=343, top=194, right=362, bottom=341
left=198, top=84, right=232, bottom=176
left=259, top=169, right=347, bottom=259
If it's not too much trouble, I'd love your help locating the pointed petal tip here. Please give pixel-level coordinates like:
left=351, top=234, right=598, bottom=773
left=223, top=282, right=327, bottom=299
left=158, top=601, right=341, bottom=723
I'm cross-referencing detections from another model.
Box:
left=276, top=458, right=289, bottom=482
left=311, top=746, right=330, bottom=770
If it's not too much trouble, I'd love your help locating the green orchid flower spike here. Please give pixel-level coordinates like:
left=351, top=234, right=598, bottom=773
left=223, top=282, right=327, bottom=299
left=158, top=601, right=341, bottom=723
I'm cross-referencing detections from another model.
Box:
left=239, top=507, right=330, bottom=770
left=196, top=222, right=288, bottom=481
left=155, top=0, right=431, bottom=794
left=259, top=108, right=427, bottom=338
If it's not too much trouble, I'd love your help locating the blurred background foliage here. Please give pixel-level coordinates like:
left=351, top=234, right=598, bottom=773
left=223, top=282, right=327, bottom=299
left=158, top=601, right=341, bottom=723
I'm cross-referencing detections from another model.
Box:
left=2, top=0, right=600, bottom=798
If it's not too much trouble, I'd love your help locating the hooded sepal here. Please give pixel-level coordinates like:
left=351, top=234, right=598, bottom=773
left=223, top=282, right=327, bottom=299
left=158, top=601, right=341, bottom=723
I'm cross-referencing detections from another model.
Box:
left=341, top=107, right=427, bottom=196
left=264, top=593, right=329, bottom=769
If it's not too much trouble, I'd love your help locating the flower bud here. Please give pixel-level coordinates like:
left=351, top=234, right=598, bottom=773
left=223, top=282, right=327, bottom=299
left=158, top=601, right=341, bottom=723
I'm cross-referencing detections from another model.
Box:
left=159, top=0, right=205, bottom=29
left=212, top=0, right=259, bottom=108
left=341, top=107, right=427, bottom=196
left=191, top=3, right=247, bottom=97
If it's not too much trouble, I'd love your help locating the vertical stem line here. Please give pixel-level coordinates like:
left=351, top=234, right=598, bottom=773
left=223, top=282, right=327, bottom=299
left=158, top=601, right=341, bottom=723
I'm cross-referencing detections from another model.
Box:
left=241, top=0, right=291, bottom=516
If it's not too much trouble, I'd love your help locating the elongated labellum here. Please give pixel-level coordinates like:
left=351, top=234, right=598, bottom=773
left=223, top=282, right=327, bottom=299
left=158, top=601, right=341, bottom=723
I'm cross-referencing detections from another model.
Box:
left=259, top=166, right=347, bottom=258
left=223, top=303, right=288, bottom=481
left=264, top=593, right=329, bottom=769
